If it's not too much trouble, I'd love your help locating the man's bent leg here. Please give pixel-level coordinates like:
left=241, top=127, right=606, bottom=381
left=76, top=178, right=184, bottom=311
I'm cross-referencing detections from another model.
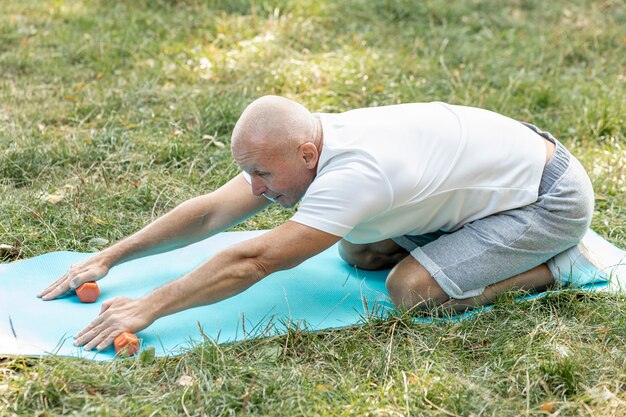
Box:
left=339, top=239, right=409, bottom=270
left=385, top=256, right=449, bottom=309
left=386, top=256, right=555, bottom=312
left=441, top=264, right=554, bottom=312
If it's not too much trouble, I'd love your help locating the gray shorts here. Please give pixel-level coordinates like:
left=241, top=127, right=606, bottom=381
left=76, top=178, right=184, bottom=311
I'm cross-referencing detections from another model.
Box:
left=392, top=123, right=595, bottom=299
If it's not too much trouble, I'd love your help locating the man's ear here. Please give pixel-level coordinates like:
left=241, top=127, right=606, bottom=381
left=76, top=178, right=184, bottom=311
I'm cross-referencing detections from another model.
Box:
left=299, top=142, right=318, bottom=168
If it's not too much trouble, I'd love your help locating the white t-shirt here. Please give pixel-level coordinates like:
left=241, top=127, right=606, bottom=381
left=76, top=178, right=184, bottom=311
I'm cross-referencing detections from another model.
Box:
left=259, top=102, right=547, bottom=243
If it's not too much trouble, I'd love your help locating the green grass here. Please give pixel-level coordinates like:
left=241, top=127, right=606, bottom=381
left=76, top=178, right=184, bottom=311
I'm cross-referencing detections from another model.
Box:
left=1, top=0, right=625, bottom=415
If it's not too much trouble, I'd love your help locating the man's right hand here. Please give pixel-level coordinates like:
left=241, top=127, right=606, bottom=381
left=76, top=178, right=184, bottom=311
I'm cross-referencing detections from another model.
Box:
left=37, top=256, right=110, bottom=301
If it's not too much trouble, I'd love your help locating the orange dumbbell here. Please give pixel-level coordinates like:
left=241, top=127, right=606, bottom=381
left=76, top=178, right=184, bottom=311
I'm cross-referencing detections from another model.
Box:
left=114, top=332, right=139, bottom=357
left=76, top=281, right=100, bottom=303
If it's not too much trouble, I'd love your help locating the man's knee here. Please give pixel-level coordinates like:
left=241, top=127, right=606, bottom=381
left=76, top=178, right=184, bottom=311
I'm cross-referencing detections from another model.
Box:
left=338, top=239, right=407, bottom=270
left=385, top=257, right=449, bottom=310
left=338, top=241, right=378, bottom=269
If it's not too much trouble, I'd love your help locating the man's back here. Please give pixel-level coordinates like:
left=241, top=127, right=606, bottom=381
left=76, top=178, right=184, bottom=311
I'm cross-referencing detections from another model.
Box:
left=292, top=102, right=548, bottom=242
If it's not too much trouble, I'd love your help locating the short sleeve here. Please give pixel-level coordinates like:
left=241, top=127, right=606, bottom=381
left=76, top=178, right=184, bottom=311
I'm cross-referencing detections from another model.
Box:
left=290, top=160, right=393, bottom=237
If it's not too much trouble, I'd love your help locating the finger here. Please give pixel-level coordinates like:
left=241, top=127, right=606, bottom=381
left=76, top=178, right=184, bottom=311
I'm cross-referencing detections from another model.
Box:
left=59, top=287, right=76, bottom=298
left=42, top=268, right=102, bottom=300
left=84, top=327, right=116, bottom=351
left=97, top=330, right=123, bottom=352
left=68, top=272, right=92, bottom=290
left=75, top=323, right=106, bottom=348
left=75, top=314, right=106, bottom=340
left=40, top=265, right=84, bottom=299
left=37, top=273, right=70, bottom=298
left=41, top=283, right=74, bottom=301
left=99, top=297, right=119, bottom=315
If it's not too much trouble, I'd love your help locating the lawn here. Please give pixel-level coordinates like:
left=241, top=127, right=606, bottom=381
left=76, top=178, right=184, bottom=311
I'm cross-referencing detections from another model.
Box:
left=1, top=0, right=625, bottom=415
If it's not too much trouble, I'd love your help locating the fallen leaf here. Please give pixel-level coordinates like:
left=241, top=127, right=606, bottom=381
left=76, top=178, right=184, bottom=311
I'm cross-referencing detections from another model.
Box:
left=471, top=338, right=491, bottom=349
left=257, top=344, right=282, bottom=360
left=553, top=344, right=570, bottom=358
left=0, top=244, right=18, bottom=256
left=447, top=322, right=461, bottom=333
left=87, top=237, right=109, bottom=248
left=407, top=375, right=419, bottom=384
left=42, top=194, right=64, bottom=204
left=586, top=386, right=614, bottom=402
left=0, top=244, right=21, bottom=261
left=201, top=135, right=225, bottom=148
left=92, top=216, right=107, bottom=225
left=539, top=400, right=556, bottom=412
left=139, top=346, right=156, bottom=365
left=178, top=375, right=194, bottom=387
left=315, top=385, right=333, bottom=392
left=118, top=119, right=138, bottom=128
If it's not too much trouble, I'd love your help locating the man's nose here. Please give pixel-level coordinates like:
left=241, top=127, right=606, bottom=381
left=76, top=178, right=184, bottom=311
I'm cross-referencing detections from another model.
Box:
left=251, top=177, right=267, bottom=196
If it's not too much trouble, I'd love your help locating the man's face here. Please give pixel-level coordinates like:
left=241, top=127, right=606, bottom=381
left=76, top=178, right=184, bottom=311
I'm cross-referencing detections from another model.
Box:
left=233, top=142, right=314, bottom=208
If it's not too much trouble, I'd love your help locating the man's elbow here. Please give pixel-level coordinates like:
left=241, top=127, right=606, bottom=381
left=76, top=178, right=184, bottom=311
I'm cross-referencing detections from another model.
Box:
left=223, top=246, right=277, bottom=284
left=235, top=251, right=293, bottom=283
left=248, top=257, right=274, bottom=282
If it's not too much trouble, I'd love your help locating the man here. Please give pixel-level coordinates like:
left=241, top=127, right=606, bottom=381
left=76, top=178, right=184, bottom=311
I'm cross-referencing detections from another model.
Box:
left=38, top=95, right=605, bottom=352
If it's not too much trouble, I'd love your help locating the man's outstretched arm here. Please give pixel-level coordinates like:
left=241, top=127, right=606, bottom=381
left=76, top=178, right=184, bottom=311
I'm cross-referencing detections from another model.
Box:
left=38, top=173, right=270, bottom=300
left=73, top=221, right=341, bottom=351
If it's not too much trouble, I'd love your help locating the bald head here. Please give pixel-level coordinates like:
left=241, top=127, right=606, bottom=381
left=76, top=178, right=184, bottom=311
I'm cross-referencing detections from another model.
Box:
left=230, top=95, right=323, bottom=208
left=231, top=95, right=319, bottom=156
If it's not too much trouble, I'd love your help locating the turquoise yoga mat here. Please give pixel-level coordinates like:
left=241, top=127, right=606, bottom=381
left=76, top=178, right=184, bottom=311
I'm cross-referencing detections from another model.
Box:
left=1, top=229, right=624, bottom=361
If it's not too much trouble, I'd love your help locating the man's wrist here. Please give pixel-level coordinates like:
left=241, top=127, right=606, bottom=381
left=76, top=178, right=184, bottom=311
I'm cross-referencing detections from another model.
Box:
left=87, top=252, right=114, bottom=270
left=95, top=245, right=128, bottom=267
left=140, top=291, right=166, bottom=324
